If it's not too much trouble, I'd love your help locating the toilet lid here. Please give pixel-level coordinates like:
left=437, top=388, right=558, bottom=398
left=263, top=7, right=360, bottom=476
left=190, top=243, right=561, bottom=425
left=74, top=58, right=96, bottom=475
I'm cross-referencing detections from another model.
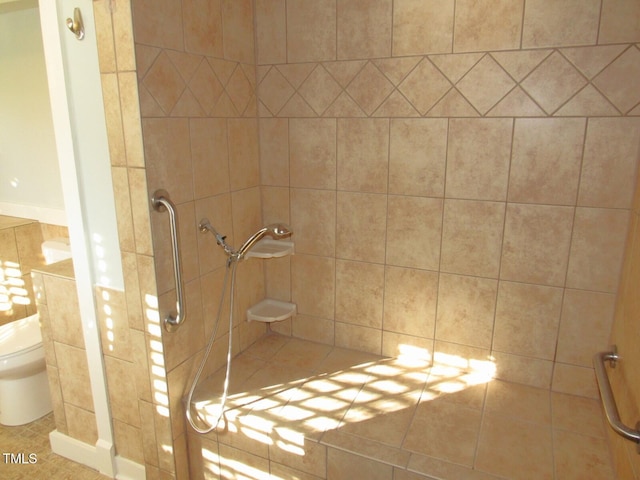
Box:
left=0, top=315, right=42, bottom=357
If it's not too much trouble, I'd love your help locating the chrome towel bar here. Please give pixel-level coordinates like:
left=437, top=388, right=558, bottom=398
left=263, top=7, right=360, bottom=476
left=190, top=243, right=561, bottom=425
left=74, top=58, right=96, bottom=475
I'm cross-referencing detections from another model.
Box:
left=593, top=347, right=640, bottom=452
left=151, top=189, right=186, bottom=333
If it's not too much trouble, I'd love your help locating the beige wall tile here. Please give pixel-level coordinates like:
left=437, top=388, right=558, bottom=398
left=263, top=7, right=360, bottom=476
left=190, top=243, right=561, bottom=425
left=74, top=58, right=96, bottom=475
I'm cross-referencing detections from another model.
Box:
left=436, top=274, right=498, bottom=349
left=456, top=56, right=515, bottom=114
left=522, top=0, right=600, bottom=48
left=509, top=118, right=585, bottom=205
left=65, top=404, right=98, bottom=446
left=293, top=314, right=335, bottom=345
left=335, top=322, right=382, bottom=355
left=292, top=255, right=335, bottom=319
left=446, top=118, right=512, bottom=201
left=262, top=186, right=290, bottom=226
left=290, top=119, right=337, bottom=189
left=383, top=266, right=437, bottom=340
left=578, top=118, right=640, bottom=208
left=336, top=260, right=384, bottom=328
left=493, top=281, right=563, bottom=360
left=521, top=52, right=587, bottom=114
left=389, top=119, right=447, bottom=197
left=337, top=0, right=392, bottom=60
left=393, top=0, right=454, bottom=56
left=398, top=59, right=451, bottom=114
left=382, top=331, right=433, bottom=360
left=259, top=118, right=289, bottom=187
left=255, top=0, right=286, bottom=64
left=101, top=74, right=126, bottom=166
left=346, top=62, right=394, bottom=115
left=113, top=419, right=145, bottom=464
left=129, top=329, right=153, bottom=403
left=143, top=118, right=193, bottom=204
left=44, top=276, right=84, bottom=349
left=286, top=0, right=337, bottom=63
left=104, top=356, right=141, bottom=427
left=337, top=119, right=389, bottom=193
left=556, top=289, right=616, bottom=367
left=599, top=0, right=640, bottom=44
left=128, top=168, right=153, bottom=256
left=183, top=0, right=223, bottom=57
left=141, top=52, right=185, bottom=114
left=228, top=118, right=260, bottom=191
left=55, top=342, right=94, bottom=412
left=118, top=73, right=145, bottom=168
left=111, top=167, right=135, bottom=252
left=222, top=0, right=255, bottom=64
left=566, top=207, right=629, bottom=293
left=14, top=223, right=44, bottom=273
left=441, top=200, right=505, bottom=278
left=299, top=65, right=343, bottom=116
left=386, top=196, right=443, bottom=271
left=336, top=192, right=387, bottom=263
left=190, top=118, right=230, bottom=199
left=454, top=0, right=524, bottom=52
left=94, top=0, right=116, bottom=72
left=46, top=365, right=67, bottom=434
left=231, top=187, right=262, bottom=244
left=592, top=46, right=640, bottom=114
left=265, top=256, right=291, bottom=302
left=111, top=0, right=135, bottom=71
left=132, top=0, right=183, bottom=50
left=291, top=188, right=336, bottom=257
left=500, top=203, right=574, bottom=286
left=97, top=286, right=132, bottom=361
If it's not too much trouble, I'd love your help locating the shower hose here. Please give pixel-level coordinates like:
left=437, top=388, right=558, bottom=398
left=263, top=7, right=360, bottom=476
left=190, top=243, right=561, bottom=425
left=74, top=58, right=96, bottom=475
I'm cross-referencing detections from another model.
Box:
left=185, top=255, right=239, bottom=434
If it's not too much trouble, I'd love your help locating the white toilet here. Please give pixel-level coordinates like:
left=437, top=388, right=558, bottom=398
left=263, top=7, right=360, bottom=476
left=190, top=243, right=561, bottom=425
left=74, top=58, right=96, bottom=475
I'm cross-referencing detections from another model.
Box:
left=0, top=238, right=72, bottom=426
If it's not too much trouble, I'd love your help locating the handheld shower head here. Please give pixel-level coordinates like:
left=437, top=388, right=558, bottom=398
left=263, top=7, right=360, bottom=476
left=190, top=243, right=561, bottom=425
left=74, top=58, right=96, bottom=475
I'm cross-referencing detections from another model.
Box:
left=237, top=224, right=292, bottom=258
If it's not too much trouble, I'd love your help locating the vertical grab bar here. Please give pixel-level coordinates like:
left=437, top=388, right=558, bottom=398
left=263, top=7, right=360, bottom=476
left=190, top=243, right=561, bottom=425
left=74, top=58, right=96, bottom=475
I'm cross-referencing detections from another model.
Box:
left=151, top=189, right=186, bottom=333
left=593, top=347, right=640, bottom=451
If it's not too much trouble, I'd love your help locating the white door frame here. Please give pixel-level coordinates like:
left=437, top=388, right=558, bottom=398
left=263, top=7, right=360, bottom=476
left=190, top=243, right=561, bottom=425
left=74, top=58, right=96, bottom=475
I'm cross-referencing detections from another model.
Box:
left=38, top=0, right=115, bottom=476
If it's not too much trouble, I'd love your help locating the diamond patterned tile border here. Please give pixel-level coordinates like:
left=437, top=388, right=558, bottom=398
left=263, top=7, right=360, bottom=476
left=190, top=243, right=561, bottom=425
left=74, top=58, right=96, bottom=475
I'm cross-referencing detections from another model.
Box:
left=592, top=46, right=640, bottom=114
left=257, top=45, right=640, bottom=118
left=140, top=51, right=256, bottom=118
left=457, top=55, right=516, bottom=114
left=521, top=52, right=587, bottom=114
left=138, top=44, right=640, bottom=119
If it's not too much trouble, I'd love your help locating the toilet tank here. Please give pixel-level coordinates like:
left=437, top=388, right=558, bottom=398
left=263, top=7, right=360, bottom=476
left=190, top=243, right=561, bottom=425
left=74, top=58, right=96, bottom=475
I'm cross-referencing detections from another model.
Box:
left=41, top=238, right=72, bottom=265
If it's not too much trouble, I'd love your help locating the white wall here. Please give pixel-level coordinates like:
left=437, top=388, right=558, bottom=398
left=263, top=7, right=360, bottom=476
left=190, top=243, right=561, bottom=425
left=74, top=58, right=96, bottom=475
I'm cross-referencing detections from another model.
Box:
left=0, top=1, right=66, bottom=224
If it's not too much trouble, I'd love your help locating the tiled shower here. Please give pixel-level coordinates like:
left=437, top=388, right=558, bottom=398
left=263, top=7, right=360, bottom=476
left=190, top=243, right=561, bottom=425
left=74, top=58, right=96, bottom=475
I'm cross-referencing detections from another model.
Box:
left=89, top=0, right=640, bottom=478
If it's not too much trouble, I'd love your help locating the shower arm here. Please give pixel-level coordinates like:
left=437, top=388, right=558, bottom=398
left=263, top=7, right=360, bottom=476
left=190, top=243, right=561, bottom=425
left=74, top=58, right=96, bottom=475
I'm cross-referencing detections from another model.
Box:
left=198, top=218, right=235, bottom=257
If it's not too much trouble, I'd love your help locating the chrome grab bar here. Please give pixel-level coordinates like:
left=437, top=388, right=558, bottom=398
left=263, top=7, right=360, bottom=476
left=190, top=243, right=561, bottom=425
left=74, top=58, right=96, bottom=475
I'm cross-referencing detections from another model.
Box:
left=593, top=347, right=640, bottom=451
left=151, top=189, right=186, bottom=333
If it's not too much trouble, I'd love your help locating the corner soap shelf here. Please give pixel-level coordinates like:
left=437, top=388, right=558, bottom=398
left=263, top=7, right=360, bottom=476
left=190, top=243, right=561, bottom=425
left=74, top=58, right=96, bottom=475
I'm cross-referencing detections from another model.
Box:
left=246, top=237, right=296, bottom=323
left=244, top=239, right=294, bottom=259
left=247, top=299, right=296, bottom=323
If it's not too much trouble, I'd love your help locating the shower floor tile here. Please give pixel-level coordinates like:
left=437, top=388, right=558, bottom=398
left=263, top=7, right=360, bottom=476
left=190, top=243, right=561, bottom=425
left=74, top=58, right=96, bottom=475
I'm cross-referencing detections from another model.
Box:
left=192, top=333, right=616, bottom=480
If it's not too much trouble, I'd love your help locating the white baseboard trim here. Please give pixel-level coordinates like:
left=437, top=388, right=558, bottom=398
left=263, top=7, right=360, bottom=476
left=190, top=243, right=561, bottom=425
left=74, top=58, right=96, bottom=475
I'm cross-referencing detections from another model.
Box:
left=115, top=455, right=147, bottom=480
left=49, top=430, right=145, bottom=480
left=0, top=202, right=67, bottom=226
